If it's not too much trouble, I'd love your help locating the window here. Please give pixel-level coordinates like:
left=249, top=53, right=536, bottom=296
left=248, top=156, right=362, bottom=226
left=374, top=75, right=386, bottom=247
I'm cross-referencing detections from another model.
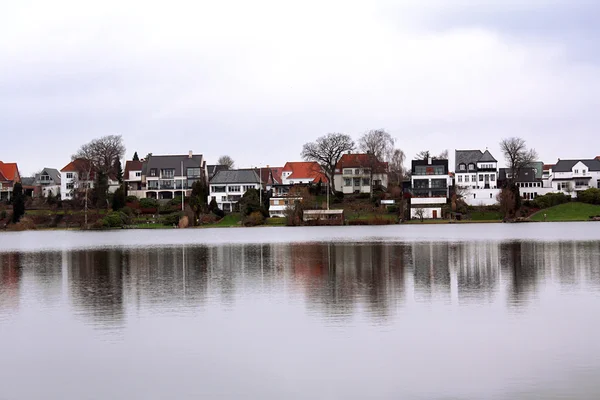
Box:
left=473, top=194, right=476, bottom=199
left=362, top=178, right=370, bottom=186
left=490, top=193, right=493, bottom=198
left=583, top=169, right=587, bottom=174
left=575, top=180, right=587, bottom=187
left=468, top=164, right=475, bottom=171
left=187, top=167, right=201, bottom=177
left=490, top=174, right=495, bottom=181
left=243, top=185, right=255, bottom=191
left=414, top=165, right=445, bottom=175
left=457, top=175, right=463, bottom=182
left=150, top=169, right=157, bottom=177
left=465, top=175, right=469, bottom=182
left=212, top=186, right=226, bottom=193
left=221, top=196, right=226, bottom=201
left=472, top=174, right=476, bottom=182
left=479, top=175, right=483, bottom=181
left=353, top=178, right=360, bottom=186
left=66, top=183, right=74, bottom=190
left=363, top=168, right=370, bottom=174
left=344, top=178, right=351, bottom=186
left=161, top=169, right=175, bottom=178
left=135, top=172, right=141, bottom=177
left=228, top=186, right=241, bottom=192
left=574, top=169, right=579, bottom=174
left=354, top=169, right=360, bottom=175
left=66, top=173, right=73, bottom=179
left=459, top=164, right=466, bottom=171
left=343, top=169, right=353, bottom=175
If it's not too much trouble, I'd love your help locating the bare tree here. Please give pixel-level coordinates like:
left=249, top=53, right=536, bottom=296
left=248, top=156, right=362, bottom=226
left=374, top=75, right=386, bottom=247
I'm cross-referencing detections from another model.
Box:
left=497, top=188, right=516, bottom=219
left=499, top=137, right=538, bottom=186
left=437, top=149, right=449, bottom=160
left=414, top=207, right=425, bottom=222
left=389, top=148, right=406, bottom=186
left=358, top=129, right=395, bottom=197
left=416, top=149, right=448, bottom=161
left=301, top=133, right=354, bottom=194
left=217, top=155, right=235, bottom=169
left=74, top=135, right=126, bottom=176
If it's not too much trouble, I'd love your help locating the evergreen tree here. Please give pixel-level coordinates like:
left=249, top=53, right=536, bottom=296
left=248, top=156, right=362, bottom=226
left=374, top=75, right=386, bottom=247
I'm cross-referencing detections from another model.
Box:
left=112, top=186, right=126, bottom=211
left=114, top=159, right=123, bottom=184
left=133, top=152, right=140, bottom=161
left=189, top=180, right=209, bottom=223
left=12, top=183, right=25, bottom=223
left=93, top=171, right=109, bottom=208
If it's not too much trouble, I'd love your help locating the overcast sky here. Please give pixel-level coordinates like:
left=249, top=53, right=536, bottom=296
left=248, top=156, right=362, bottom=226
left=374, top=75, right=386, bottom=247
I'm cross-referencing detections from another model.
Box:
left=2, top=0, right=599, bottom=175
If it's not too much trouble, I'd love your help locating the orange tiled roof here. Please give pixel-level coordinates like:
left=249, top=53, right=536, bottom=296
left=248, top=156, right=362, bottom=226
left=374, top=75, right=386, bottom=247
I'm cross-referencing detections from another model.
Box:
left=0, top=161, right=20, bottom=182
left=283, top=162, right=328, bottom=182
left=543, top=164, right=555, bottom=170
left=124, top=160, right=143, bottom=176
left=596, top=156, right=600, bottom=161
left=61, top=158, right=92, bottom=173
left=335, top=153, right=388, bottom=173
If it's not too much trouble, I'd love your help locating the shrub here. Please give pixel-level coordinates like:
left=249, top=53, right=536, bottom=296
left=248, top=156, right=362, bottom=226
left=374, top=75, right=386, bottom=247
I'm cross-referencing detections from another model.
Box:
left=139, top=198, right=158, bottom=209
left=578, top=188, right=600, bottom=205
left=169, top=196, right=183, bottom=206
left=244, top=211, right=265, bottom=227
left=387, top=205, right=399, bottom=214
left=357, top=192, right=370, bottom=200
left=213, top=207, right=225, bottom=218
left=102, top=211, right=129, bottom=228
left=0, top=210, right=6, bottom=219
left=161, top=212, right=183, bottom=226
left=126, top=195, right=138, bottom=203
left=334, top=191, right=344, bottom=201
left=532, top=193, right=571, bottom=209
left=121, top=206, right=133, bottom=216
left=158, top=204, right=175, bottom=214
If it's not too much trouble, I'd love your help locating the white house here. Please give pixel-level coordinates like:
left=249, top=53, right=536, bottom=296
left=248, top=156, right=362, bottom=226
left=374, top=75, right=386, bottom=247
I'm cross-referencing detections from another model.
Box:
left=280, top=162, right=326, bottom=185
left=333, top=153, right=388, bottom=194
left=547, top=159, right=600, bottom=197
left=60, top=159, right=95, bottom=200
left=34, top=168, right=61, bottom=197
left=454, top=149, right=500, bottom=206
left=268, top=197, right=302, bottom=218
left=208, top=169, right=262, bottom=213
left=410, top=157, right=450, bottom=219
left=124, top=160, right=143, bottom=191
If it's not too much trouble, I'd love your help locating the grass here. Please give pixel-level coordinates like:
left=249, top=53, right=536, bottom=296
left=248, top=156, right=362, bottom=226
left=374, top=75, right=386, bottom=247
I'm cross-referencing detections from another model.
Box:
left=346, top=213, right=397, bottom=221
left=207, top=213, right=242, bottom=227
left=266, top=217, right=286, bottom=226
left=469, top=211, right=503, bottom=221
left=529, top=202, right=600, bottom=222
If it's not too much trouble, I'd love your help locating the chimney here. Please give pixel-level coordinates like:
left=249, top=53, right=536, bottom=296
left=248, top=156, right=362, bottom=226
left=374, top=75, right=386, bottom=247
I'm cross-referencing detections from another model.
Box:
left=347, top=151, right=351, bottom=155
left=188, top=150, right=193, bottom=158
left=428, top=156, right=432, bottom=165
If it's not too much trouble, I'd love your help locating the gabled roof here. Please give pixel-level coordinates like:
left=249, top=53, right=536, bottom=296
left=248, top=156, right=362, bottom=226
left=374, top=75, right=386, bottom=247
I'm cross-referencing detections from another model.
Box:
left=269, top=167, right=283, bottom=184
left=36, top=168, right=61, bottom=184
left=124, top=160, right=143, bottom=176
left=282, top=162, right=328, bottom=181
left=61, top=158, right=92, bottom=173
left=479, top=150, right=497, bottom=163
left=552, top=159, right=600, bottom=173
left=455, top=150, right=483, bottom=170
left=207, top=164, right=229, bottom=177
left=335, top=154, right=388, bottom=173
left=146, top=154, right=205, bottom=173
left=21, top=177, right=35, bottom=186
left=210, top=169, right=261, bottom=184
left=0, top=161, right=20, bottom=182
left=256, top=166, right=283, bottom=185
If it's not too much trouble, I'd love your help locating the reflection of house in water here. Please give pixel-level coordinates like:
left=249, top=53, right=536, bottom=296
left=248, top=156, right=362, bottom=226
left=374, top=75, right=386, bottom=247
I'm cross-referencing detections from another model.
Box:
left=451, top=242, right=500, bottom=304
left=0, top=252, right=21, bottom=312
left=411, top=242, right=451, bottom=301
left=21, top=251, right=63, bottom=306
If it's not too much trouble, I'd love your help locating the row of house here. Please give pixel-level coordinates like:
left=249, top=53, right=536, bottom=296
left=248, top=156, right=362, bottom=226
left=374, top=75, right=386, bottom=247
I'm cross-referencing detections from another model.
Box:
left=409, top=149, right=600, bottom=219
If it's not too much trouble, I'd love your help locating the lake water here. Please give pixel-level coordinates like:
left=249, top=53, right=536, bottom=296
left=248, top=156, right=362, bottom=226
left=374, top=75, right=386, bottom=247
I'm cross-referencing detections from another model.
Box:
left=1, top=223, right=600, bottom=399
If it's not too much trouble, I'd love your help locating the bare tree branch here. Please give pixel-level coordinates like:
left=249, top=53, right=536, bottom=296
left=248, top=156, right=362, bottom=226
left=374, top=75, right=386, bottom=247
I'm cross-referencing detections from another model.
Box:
left=217, top=155, right=235, bottom=169
left=499, top=137, right=538, bottom=186
left=301, top=133, right=354, bottom=193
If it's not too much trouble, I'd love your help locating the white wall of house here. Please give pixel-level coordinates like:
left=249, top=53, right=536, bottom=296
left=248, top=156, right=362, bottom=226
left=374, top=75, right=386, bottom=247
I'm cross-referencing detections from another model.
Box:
left=127, top=170, right=142, bottom=181
left=208, top=183, right=260, bottom=212
left=41, top=185, right=61, bottom=197
left=410, top=207, right=442, bottom=219
left=335, top=171, right=388, bottom=194
left=463, top=189, right=500, bottom=206
left=547, top=162, right=600, bottom=198
left=269, top=197, right=302, bottom=217
left=519, top=187, right=556, bottom=200
left=280, top=171, right=316, bottom=185
left=411, top=197, right=446, bottom=206
left=455, top=170, right=498, bottom=189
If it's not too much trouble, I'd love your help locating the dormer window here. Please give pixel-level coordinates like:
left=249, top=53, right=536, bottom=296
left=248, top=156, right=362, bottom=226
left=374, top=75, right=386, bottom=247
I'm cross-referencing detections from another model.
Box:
left=468, top=164, right=475, bottom=171
left=459, top=164, right=466, bottom=171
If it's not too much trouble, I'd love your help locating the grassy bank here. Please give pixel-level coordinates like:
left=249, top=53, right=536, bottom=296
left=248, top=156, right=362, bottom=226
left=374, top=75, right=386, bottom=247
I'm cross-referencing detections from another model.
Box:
left=530, top=203, right=600, bottom=222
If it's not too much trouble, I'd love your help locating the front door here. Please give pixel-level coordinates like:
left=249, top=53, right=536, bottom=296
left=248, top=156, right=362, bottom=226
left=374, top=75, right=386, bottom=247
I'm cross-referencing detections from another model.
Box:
left=432, top=210, right=438, bottom=219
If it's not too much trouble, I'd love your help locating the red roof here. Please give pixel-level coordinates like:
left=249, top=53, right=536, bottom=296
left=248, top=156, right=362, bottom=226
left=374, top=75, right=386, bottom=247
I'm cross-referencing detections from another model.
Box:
left=124, top=160, right=143, bottom=176
left=543, top=164, right=555, bottom=170
left=335, top=153, right=388, bottom=173
left=0, top=161, right=20, bottom=183
left=282, top=162, right=328, bottom=182
left=596, top=156, right=600, bottom=161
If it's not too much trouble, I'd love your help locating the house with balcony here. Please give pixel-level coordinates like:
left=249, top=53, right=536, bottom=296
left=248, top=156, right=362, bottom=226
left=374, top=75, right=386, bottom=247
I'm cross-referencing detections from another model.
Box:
left=268, top=197, right=302, bottom=218
left=334, top=153, right=388, bottom=194
left=138, top=152, right=207, bottom=199
left=454, top=149, right=500, bottom=205
left=0, top=161, right=21, bottom=201
left=208, top=169, right=262, bottom=213
left=409, top=157, right=450, bottom=219
left=547, top=158, right=600, bottom=197
left=270, top=162, right=326, bottom=196
left=124, top=160, right=143, bottom=191
left=33, top=168, right=61, bottom=198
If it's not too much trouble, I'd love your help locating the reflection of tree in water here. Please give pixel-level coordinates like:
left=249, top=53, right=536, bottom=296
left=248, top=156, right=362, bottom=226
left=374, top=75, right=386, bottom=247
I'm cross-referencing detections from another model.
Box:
left=0, top=252, right=21, bottom=313
left=289, top=243, right=408, bottom=323
left=500, top=241, right=540, bottom=307
left=68, top=250, right=125, bottom=329
left=21, top=251, right=63, bottom=306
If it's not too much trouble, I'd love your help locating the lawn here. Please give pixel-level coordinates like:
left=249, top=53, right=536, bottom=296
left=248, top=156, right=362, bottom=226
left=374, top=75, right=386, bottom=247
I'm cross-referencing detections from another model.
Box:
left=266, top=217, right=286, bottom=226
left=530, top=202, right=600, bottom=222
left=209, top=213, right=242, bottom=227
left=469, top=211, right=503, bottom=221
left=346, top=212, right=397, bottom=221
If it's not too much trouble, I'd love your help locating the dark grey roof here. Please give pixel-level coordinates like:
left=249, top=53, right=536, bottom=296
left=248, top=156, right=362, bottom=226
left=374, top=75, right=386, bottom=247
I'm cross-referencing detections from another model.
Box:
left=146, top=154, right=205, bottom=173
left=479, top=150, right=497, bottom=163
left=34, top=168, right=61, bottom=184
left=207, top=164, right=229, bottom=177
left=210, top=169, right=261, bottom=184
left=552, top=159, right=600, bottom=173
left=455, top=150, right=483, bottom=170
left=21, top=177, right=35, bottom=186
left=498, top=167, right=537, bottom=182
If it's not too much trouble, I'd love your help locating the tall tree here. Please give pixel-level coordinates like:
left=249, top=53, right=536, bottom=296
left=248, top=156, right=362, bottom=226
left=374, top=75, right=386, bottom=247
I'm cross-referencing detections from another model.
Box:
left=358, top=129, right=395, bottom=161
left=217, top=155, right=235, bottom=169
left=301, top=133, right=355, bottom=193
left=499, top=137, right=538, bottom=186
left=93, top=171, right=109, bottom=209
left=189, top=180, right=209, bottom=224
left=11, top=183, right=25, bottom=223
left=132, top=152, right=140, bottom=161
left=416, top=150, right=448, bottom=160
left=112, top=186, right=126, bottom=211
left=74, top=134, right=126, bottom=176
left=389, top=148, right=406, bottom=186
left=114, top=158, right=123, bottom=184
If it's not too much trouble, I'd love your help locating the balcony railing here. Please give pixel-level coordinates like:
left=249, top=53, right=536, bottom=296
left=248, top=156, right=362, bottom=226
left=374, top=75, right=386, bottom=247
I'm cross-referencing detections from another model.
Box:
left=412, top=185, right=448, bottom=191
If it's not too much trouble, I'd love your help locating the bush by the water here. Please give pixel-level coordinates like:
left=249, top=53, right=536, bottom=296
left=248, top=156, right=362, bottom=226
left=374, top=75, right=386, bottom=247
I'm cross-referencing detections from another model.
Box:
left=333, top=191, right=344, bottom=204
left=578, top=188, right=600, bottom=205
left=139, top=198, right=158, bottom=209
left=243, top=211, right=265, bottom=227
left=532, top=193, right=571, bottom=209
left=387, top=205, right=399, bottom=214
left=126, top=195, right=138, bottom=203
left=102, top=211, right=130, bottom=228
left=161, top=212, right=183, bottom=226
left=213, top=207, right=225, bottom=218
